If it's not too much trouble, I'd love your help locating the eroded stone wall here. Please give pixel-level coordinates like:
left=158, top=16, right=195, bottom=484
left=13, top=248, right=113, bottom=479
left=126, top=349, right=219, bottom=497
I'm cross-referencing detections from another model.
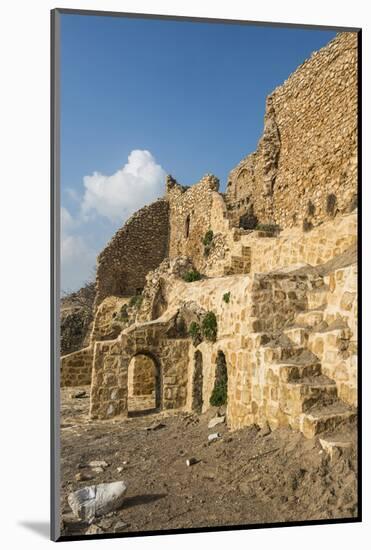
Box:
left=167, top=174, right=225, bottom=272
left=95, top=199, right=170, bottom=306
left=308, top=263, right=357, bottom=406
left=61, top=346, right=93, bottom=387
left=226, top=32, right=358, bottom=230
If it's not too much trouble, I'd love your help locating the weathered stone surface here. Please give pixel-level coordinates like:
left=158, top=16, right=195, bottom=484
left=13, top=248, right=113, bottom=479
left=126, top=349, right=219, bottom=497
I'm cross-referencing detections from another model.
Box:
left=68, top=481, right=127, bottom=522
left=225, top=33, right=357, bottom=231
left=61, top=32, right=357, bottom=442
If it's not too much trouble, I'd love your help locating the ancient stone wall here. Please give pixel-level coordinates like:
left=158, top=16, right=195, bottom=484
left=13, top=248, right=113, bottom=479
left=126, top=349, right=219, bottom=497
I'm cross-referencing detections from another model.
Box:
left=308, top=263, right=357, bottom=406
left=167, top=174, right=227, bottom=272
left=89, top=320, right=190, bottom=420
left=205, top=209, right=357, bottom=279
left=225, top=32, right=358, bottom=230
left=95, top=199, right=170, bottom=306
left=90, top=296, right=130, bottom=342
left=60, top=346, right=93, bottom=387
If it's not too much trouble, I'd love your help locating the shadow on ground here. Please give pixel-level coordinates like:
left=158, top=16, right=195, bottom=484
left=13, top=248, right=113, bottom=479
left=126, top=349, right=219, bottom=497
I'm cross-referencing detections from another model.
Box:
left=18, top=521, right=49, bottom=539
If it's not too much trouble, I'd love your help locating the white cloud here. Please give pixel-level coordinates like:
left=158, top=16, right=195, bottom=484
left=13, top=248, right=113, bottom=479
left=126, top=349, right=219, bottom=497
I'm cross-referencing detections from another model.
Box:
left=81, top=149, right=166, bottom=222
left=61, top=207, right=96, bottom=292
left=61, top=206, right=75, bottom=233
left=61, top=150, right=167, bottom=292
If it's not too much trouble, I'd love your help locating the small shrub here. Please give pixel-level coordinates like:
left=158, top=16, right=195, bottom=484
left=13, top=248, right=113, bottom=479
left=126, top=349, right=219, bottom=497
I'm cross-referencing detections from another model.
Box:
left=203, top=230, right=214, bottom=257
left=210, top=381, right=227, bottom=406
left=183, top=270, right=202, bottom=283
left=116, top=304, right=129, bottom=321
left=188, top=322, right=201, bottom=345
left=129, top=294, right=143, bottom=308
left=210, top=351, right=228, bottom=406
left=302, top=218, right=313, bottom=232
left=222, top=292, right=231, bottom=304
left=202, top=230, right=214, bottom=247
left=255, top=223, right=280, bottom=233
left=202, top=311, right=218, bottom=342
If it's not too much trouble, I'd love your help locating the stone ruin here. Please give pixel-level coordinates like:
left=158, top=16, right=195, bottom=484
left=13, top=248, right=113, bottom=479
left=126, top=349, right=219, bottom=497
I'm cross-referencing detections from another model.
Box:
left=61, top=33, right=358, bottom=443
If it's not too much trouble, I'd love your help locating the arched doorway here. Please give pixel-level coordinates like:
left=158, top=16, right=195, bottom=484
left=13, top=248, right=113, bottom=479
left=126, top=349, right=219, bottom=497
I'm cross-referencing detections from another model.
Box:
left=210, top=350, right=228, bottom=406
left=192, top=350, right=203, bottom=413
left=127, top=353, right=160, bottom=415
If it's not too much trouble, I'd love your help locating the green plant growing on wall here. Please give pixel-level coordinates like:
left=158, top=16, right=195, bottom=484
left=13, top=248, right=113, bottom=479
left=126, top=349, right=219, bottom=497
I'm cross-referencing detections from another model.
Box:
left=202, top=229, right=214, bottom=256
left=116, top=304, right=129, bottom=322
left=129, top=294, right=143, bottom=308
left=222, top=292, right=231, bottom=304
left=188, top=321, right=202, bottom=345
left=183, top=270, right=202, bottom=282
left=202, top=311, right=218, bottom=342
left=203, top=229, right=213, bottom=246
left=210, top=351, right=228, bottom=406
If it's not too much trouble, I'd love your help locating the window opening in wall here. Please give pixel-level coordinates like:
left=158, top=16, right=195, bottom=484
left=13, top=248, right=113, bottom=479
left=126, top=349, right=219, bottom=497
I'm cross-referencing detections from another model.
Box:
left=185, top=214, right=190, bottom=238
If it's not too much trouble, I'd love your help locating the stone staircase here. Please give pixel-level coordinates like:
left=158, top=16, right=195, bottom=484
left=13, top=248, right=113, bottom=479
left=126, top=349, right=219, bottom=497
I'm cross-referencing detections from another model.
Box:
left=253, top=279, right=356, bottom=446
left=223, top=245, right=251, bottom=276
left=261, top=334, right=356, bottom=439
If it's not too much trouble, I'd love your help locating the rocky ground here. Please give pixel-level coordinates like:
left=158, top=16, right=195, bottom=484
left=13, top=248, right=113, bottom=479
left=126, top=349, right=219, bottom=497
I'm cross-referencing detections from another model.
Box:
left=60, top=386, right=358, bottom=538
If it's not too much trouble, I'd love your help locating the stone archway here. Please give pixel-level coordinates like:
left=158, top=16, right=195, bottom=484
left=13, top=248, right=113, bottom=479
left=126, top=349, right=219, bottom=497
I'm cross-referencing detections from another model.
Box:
left=192, top=350, right=203, bottom=413
left=127, top=352, right=161, bottom=415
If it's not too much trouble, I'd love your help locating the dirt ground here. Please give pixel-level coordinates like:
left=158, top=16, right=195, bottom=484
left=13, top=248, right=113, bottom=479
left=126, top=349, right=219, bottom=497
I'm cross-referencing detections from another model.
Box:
left=60, top=386, right=358, bottom=537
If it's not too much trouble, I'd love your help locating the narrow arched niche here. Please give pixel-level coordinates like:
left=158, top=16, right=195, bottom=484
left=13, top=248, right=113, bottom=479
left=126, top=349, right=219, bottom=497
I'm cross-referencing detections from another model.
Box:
left=185, top=214, right=191, bottom=238
left=192, top=350, right=203, bottom=413
left=127, top=353, right=160, bottom=415
left=210, top=350, right=228, bottom=407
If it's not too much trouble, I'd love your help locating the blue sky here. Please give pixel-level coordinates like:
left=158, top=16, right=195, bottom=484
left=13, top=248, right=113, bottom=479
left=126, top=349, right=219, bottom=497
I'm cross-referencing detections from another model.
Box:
left=60, top=13, right=336, bottom=292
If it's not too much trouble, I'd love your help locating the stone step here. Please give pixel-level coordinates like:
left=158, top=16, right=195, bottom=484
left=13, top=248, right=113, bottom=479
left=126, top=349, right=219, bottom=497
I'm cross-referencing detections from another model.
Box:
left=269, top=360, right=322, bottom=383
left=284, top=327, right=309, bottom=346
left=299, top=402, right=356, bottom=439
left=282, top=375, right=338, bottom=415
left=262, top=350, right=318, bottom=365
left=230, top=256, right=251, bottom=273
left=307, top=288, right=328, bottom=310
left=241, top=246, right=251, bottom=257
left=255, top=230, right=276, bottom=238
left=296, top=309, right=324, bottom=328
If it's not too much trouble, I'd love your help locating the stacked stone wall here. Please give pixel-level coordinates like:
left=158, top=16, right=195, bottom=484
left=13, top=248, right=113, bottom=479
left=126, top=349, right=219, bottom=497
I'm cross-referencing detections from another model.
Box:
left=225, top=32, right=358, bottom=230
left=95, top=199, right=169, bottom=307
left=89, top=322, right=190, bottom=420
left=60, top=346, right=93, bottom=387
left=167, top=175, right=226, bottom=272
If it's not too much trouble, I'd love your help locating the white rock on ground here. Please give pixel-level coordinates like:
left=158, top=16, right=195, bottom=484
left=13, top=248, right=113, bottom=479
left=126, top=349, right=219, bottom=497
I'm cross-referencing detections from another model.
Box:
left=208, top=416, right=225, bottom=429
left=68, top=481, right=128, bottom=522
left=89, top=460, right=109, bottom=469
left=208, top=433, right=221, bottom=443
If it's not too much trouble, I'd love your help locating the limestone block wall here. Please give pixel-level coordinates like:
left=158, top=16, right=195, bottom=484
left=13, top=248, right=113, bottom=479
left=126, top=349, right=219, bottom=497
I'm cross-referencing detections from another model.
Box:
left=60, top=346, right=93, bottom=387
left=90, top=296, right=130, bottom=342
left=167, top=174, right=227, bottom=272
left=89, top=322, right=190, bottom=420
left=308, top=263, right=357, bottom=406
left=242, top=211, right=357, bottom=275
left=165, top=270, right=315, bottom=423
left=95, top=199, right=170, bottom=307
left=225, top=32, right=358, bottom=230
